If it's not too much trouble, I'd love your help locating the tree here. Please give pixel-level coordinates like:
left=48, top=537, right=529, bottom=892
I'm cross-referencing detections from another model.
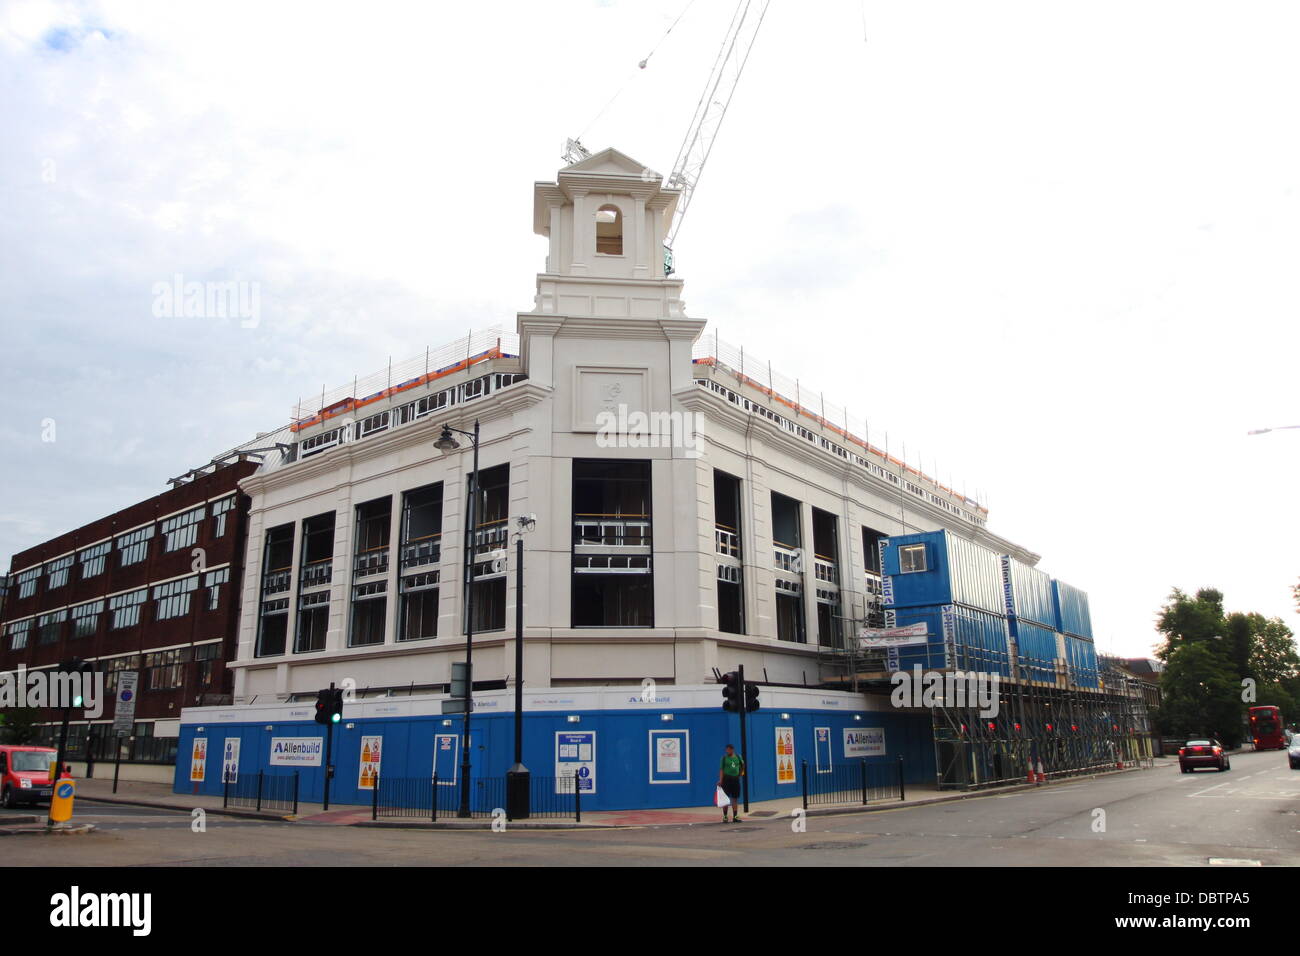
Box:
left=0, top=707, right=43, bottom=745
left=1154, top=643, right=1241, bottom=745
left=1155, top=588, right=1227, bottom=661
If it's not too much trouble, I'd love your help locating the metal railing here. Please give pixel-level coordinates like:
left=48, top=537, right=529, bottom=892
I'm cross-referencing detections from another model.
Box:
left=714, top=526, right=740, bottom=557
left=813, top=557, right=838, bottom=585
left=573, top=517, right=651, bottom=548
left=223, top=771, right=299, bottom=814
left=400, top=535, right=442, bottom=569
left=300, top=558, right=333, bottom=589
left=262, top=568, right=291, bottom=595
left=372, top=774, right=582, bottom=821
left=773, top=543, right=802, bottom=574
left=354, top=547, right=390, bottom=576
left=800, top=758, right=905, bottom=809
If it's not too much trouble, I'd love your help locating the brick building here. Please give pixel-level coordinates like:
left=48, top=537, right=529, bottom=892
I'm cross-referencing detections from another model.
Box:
left=0, top=459, right=256, bottom=782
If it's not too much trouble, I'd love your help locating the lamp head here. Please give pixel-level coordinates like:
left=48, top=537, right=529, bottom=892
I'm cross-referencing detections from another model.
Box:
left=434, top=425, right=460, bottom=451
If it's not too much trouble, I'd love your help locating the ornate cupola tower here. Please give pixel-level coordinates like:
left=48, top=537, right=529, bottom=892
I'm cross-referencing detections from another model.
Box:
left=529, top=147, right=686, bottom=319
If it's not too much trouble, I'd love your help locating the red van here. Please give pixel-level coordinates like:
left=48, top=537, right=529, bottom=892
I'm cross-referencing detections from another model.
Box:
left=0, top=745, right=71, bottom=809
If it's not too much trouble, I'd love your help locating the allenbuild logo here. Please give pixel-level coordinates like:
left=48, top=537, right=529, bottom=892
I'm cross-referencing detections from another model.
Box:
left=50, top=887, right=151, bottom=936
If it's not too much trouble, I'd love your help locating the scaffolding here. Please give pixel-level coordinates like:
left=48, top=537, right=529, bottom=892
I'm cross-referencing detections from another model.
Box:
left=820, top=643, right=1155, bottom=790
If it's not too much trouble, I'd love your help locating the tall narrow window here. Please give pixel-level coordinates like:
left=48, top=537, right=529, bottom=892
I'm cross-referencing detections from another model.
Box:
left=256, top=598, right=289, bottom=656
left=812, top=508, right=841, bottom=648
left=862, top=526, right=886, bottom=627
left=771, top=492, right=804, bottom=643
left=714, top=470, right=744, bottom=635
left=350, top=581, right=387, bottom=646
left=296, top=590, right=330, bottom=653
left=466, top=466, right=509, bottom=633
left=400, top=483, right=443, bottom=642
left=300, top=512, right=336, bottom=590
left=572, top=459, right=653, bottom=627
left=354, top=497, right=392, bottom=577
left=261, top=524, right=294, bottom=596
left=595, top=204, right=623, bottom=255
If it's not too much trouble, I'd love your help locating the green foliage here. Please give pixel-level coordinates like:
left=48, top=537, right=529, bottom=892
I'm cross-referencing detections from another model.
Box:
left=1152, top=588, right=1300, bottom=747
left=0, top=707, right=43, bottom=745
left=1155, top=643, right=1241, bottom=745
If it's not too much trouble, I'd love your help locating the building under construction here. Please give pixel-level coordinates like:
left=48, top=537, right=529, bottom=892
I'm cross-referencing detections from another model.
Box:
left=820, top=529, right=1155, bottom=790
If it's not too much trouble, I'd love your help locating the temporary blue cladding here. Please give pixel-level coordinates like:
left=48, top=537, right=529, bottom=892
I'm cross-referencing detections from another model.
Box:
left=1051, top=580, right=1094, bottom=640
left=999, top=556, right=1055, bottom=627
left=889, top=604, right=1011, bottom=677
left=1009, top=618, right=1058, bottom=683
left=1064, top=635, right=1100, bottom=688
left=880, top=530, right=1004, bottom=616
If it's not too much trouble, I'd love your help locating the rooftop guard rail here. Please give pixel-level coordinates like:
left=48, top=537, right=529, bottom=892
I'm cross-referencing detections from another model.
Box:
left=692, top=331, right=987, bottom=519
left=290, top=327, right=521, bottom=431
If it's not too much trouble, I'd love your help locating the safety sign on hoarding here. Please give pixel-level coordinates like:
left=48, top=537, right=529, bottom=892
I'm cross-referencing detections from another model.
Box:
left=648, top=729, right=689, bottom=784
left=775, top=727, right=796, bottom=784
left=112, top=671, right=139, bottom=736
left=433, top=734, right=458, bottom=785
left=844, top=727, right=886, bottom=757
left=814, top=727, right=832, bottom=773
left=555, top=731, right=596, bottom=795
left=358, top=735, right=382, bottom=790
left=189, top=737, right=207, bottom=783
left=222, top=738, right=240, bottom=783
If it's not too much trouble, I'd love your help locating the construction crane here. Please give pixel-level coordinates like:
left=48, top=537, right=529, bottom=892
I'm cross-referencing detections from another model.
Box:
left=564, top=0, right=772, bottom=275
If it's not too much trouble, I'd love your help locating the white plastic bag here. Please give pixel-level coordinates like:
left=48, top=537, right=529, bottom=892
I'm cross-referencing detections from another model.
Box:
left=714, top=785, right=732, bottom=807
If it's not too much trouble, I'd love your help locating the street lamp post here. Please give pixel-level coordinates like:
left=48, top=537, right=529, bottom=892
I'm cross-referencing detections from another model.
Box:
left=507, top=513, right=537, bottom=820
left=435, top=420, right=480, bottom=819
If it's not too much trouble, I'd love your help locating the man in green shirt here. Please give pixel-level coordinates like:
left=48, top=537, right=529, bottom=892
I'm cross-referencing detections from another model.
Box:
left=718, top=744, right=745, bottom=822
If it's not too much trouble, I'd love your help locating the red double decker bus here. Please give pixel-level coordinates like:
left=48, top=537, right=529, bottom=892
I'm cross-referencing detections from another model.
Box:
left=1248, top=705, right=1286, bottom=750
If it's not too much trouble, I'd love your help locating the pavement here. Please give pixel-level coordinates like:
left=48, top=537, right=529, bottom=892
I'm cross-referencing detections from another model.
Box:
left=1, top=758, right=1173, bottom=832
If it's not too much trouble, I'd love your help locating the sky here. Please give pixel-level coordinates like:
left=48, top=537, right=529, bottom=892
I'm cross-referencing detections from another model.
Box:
left=2, top=0, right=1298, bottom=659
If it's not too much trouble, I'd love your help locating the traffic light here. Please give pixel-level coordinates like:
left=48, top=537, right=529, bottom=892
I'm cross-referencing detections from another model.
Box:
left=315, top=687, right=344, bottom=725
left=58, top=658, right=95, bottom=708
left=720, top=672, right=741, bottom=713
left=744, top=681, right=760, bottom=713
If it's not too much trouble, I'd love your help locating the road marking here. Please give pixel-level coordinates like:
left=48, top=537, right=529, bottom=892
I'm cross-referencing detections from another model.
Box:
left=1188, top=780, right=1234, bottom=798
left=1208, top=858, right=1261, bottom=866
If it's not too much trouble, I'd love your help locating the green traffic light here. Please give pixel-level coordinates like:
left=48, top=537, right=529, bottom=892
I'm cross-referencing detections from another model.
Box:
left=73, top=696, right=84, bottom=707
left=331, top=713, right=341, bottom=723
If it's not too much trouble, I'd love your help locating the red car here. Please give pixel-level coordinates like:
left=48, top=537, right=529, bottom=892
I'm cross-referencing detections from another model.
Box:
left=1179, top=739, right=1230, bottom=773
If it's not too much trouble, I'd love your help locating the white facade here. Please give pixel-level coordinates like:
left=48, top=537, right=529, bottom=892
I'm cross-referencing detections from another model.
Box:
left=230, top=147, right=1037, bottom=703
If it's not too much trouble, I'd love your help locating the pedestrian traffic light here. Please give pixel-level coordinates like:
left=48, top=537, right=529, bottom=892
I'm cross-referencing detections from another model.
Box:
left=744, top=681, right=760, bottom=713
left=720, top=672, right=741, bottom=713
left=315, top=687, right=344, bottom=725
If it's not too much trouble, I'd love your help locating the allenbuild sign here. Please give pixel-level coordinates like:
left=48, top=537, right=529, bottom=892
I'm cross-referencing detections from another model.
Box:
left=174, top=687, right=933, bottom=812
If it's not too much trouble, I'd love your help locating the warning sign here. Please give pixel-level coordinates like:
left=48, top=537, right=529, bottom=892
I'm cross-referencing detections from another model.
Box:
left=222, top=737, right=240, bottom=783
left=358, top=735, right=382, bottom=790
left=190, top=737, right=207, bottom=783
left=775, top=727, right=796, bottom=784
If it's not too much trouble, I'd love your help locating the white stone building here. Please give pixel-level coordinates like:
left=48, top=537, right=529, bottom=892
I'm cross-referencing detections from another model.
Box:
left=229, top=147, right=1037, bottom=705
